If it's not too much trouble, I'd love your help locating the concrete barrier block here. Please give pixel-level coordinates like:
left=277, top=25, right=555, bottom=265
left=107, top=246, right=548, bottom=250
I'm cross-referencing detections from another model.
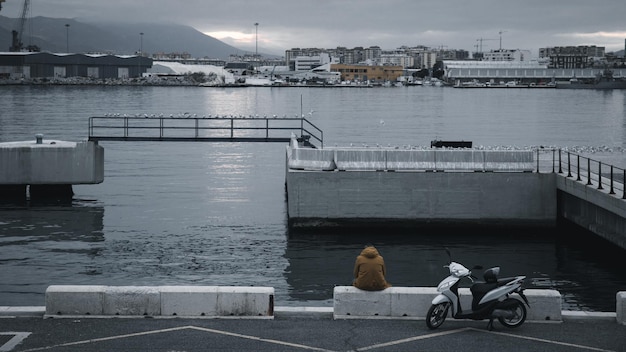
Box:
left=103, top=286, right=161, bottom=316
left=434, top=150, right=484, bottom=171
left=288, top=148, right=336, bottom=171
left=385, top=150, right=436, bottom=170
left=484, top=150, right=534, bottom=172
left=522, top=289, right=562, bottom=321
left=160, top=286, right=219, bottom=316
left=333, top=286, right=392, bottom=318
left=45, top=285, right=106, bottom=316
left=390, top=287, right=438, bottom=317
left=617, top=291, right=626, bottom=325
left=334, top=149, right=387, bottom=171
left=333, top=286, right=562, bottom=321
left=216, top=286, right=274, bottom=317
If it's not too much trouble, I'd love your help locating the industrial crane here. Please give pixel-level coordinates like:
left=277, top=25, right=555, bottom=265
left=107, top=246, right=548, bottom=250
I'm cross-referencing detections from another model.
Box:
left=10, top=0, right=39, bottom=52
left=475, top=38, right=497, bottom=53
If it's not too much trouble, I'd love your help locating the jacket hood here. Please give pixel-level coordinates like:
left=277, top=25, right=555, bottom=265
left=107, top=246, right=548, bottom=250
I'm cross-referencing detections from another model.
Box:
left=360, top=246, right=380, bottom=258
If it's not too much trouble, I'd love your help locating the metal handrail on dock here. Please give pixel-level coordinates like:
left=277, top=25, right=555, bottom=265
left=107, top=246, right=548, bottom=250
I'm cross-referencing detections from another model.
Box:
left=537, top=148, right=625, bottom=199
left=558, top=150, right=625, bottom=199
left=88, top=115, right=324, bottom=147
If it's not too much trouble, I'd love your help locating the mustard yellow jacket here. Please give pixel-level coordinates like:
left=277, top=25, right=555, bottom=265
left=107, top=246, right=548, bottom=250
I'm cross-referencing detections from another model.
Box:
left=353, top=246, right=391, bottom=291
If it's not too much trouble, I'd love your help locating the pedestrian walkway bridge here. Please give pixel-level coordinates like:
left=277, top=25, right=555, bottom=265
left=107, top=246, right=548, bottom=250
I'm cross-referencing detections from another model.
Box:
left=87, top=115, right=324, bottom=147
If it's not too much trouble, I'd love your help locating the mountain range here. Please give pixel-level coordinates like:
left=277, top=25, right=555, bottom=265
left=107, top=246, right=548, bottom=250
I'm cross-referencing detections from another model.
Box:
left=0, top=16, right=278, bottom=60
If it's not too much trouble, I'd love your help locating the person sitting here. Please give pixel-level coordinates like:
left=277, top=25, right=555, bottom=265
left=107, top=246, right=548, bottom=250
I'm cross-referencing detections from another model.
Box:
left=353, top=244, right=391, bottom=291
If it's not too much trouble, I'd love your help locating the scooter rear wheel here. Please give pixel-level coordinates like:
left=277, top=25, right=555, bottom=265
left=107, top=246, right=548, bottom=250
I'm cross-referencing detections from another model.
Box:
left=426, top=302, right=450, bottom=329
left=497, top=298, right=527, bottom=328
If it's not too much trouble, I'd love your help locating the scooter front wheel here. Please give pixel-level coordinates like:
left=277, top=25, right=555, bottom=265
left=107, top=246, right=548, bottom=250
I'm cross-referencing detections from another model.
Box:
left=426, top=302, right=450, bottom=329
left=497, top=298, right=527, bottom=328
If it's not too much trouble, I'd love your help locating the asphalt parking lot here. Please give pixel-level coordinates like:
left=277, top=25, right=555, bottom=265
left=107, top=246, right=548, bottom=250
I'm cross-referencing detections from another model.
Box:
left=1, top=311, right=624, bottom=352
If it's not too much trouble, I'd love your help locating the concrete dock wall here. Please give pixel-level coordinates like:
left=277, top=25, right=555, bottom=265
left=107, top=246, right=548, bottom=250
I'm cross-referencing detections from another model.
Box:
left=287, top=170, right=556, bottom=227
left=557, top=175, right=626, bottom=250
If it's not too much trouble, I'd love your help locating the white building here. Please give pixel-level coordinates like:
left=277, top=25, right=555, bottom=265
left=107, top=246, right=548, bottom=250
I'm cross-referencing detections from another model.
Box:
left=482, top=49, right=532, bottom=62
left=294, top=53, right=338, bottom=71
left=379, top=53, right=414, bottom=68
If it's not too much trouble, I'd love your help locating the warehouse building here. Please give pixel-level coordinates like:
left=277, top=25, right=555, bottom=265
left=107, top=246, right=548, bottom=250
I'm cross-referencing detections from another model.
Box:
left=0, top=52, right=152, bottom=79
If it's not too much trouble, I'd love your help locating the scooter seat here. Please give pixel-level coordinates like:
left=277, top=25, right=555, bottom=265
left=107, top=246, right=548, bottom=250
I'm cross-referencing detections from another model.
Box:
left=497, top=277, right=518, bottom=285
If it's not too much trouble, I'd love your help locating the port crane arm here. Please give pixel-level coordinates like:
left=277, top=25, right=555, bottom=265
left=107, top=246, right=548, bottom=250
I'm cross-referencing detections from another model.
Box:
left=10, top=0, right=30, bottom=51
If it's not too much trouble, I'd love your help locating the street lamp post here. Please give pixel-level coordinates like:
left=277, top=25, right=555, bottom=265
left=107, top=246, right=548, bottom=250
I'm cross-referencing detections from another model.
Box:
left=65, top=24, right=70, bottom=52
left=254, top=22, right=258, bottom=57
left=137, top=32, right=144, bottom=78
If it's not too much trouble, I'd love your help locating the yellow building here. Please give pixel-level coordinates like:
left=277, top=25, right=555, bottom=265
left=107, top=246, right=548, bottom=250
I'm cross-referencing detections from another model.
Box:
left=330, top=64, right=403, bottom=83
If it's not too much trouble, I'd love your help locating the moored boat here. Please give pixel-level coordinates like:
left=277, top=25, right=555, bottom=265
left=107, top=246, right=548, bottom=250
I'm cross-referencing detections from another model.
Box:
left=556, top=69, right=626, bottom=89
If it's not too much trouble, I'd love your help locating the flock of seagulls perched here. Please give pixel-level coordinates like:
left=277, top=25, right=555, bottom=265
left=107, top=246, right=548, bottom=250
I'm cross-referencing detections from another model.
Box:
left=334, top=144, right=625, bottom=155
left=101, top=110, right=316, bottom=119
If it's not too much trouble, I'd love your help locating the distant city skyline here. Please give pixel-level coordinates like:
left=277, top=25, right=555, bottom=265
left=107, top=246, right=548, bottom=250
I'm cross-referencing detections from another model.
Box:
left=2, top=0, right=625, bottom=56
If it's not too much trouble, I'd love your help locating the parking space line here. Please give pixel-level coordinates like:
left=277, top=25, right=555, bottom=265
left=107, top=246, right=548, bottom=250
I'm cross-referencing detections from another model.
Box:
left=20, top=327, right=191, bottom=352
left=188, top=326, right=335, bottom=351
left=471, top=328, right=616, bottom=352
left=20, top=326, right=335, bottom=352
left=0, top=332, right=31, bottom=352
left=356, top=328, right=471, bottom=351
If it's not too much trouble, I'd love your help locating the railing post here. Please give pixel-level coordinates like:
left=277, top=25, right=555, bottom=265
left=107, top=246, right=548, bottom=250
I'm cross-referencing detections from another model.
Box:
left=266, top=119, right=269, bottom=139
left=586, top=158, right=592, bottom=185
left=536, top=149, right=539, bottom=173
left=124, top=117, right=128, bottom=138
left=160, top=118, right=164, bottom=138
left=609, top=165, right=615, bottom=195
left=567, top=152, right=572, bottom=177
left=230, top=119, right=234, bottom=139
left=623, top=169, right=626, bottom=199
left=195, top=119, right=199, bottom=138
left=551, top=149, right=555, bottom=173
left=558, top=149, right=562, bottom=174
left=576, top=155, right=581, bottom=181
left=597, top=162, right=603, bottom=190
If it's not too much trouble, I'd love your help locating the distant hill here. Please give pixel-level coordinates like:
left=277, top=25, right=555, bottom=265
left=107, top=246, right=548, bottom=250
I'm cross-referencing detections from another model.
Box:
left=0, top=16, right=276, bottom=60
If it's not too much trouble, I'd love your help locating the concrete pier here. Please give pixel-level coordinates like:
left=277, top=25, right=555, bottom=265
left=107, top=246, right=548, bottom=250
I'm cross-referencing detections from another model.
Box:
left=0, top=137, right=104, bottom=200
left=285, top=141, right=556, bottom=228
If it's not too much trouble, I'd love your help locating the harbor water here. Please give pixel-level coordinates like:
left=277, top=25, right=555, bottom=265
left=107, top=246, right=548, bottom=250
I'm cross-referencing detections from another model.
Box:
left=1, top=85, right=625, bottom=312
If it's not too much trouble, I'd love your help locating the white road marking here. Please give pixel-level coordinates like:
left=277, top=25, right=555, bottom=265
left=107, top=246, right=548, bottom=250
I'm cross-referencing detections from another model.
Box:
left=356, top=328, right=472, bottom=351
left=469, top=328, right=616, bottom=352
left=19, top=326, right=335, bottom=352
left=189, top=326, right=335, bottom=351
left=0, top=332, right=31, bottom=352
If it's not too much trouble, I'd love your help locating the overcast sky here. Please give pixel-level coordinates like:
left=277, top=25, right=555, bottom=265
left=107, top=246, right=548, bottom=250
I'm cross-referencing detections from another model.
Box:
left=4, top=0, right=626, bottom=56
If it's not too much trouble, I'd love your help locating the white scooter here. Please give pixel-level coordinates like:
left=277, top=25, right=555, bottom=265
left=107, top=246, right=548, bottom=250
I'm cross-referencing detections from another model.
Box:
left=426, top=249, right=530, bottom=331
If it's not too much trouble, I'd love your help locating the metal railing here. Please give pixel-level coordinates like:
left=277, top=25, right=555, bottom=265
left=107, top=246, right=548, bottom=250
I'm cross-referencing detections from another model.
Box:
left=88, top=115, right=324, bottom=147
left=537, top=148, right=625, bottom=199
